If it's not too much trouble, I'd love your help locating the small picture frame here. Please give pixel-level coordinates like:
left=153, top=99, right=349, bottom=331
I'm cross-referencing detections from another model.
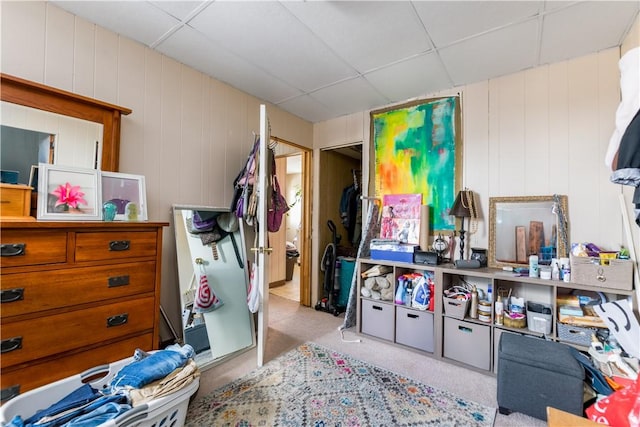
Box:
left=37, top=163, right=101, bottom=221
left=100, top=171, right=147, bottom=221
left=29, top=165, right=38, bottom=191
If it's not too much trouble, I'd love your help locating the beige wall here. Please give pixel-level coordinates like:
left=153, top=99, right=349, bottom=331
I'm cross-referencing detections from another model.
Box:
left=1, top=1, right=313, bottom=340
left=313, top=47, right=636, bottom=302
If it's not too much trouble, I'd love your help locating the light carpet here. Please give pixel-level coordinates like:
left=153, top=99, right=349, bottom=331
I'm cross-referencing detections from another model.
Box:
left=185, top=342, right=496, bottom=426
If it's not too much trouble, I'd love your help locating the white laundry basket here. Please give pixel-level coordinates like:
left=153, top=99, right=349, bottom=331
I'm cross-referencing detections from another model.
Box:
left=0, top=355, right=199, bottom=427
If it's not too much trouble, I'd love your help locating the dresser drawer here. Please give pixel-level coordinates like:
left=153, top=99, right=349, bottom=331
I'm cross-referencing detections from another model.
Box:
left=1, top=261, right=156, bottom=318
left=0, top=231, right=67, bottom=267
left=1, top=296, right=155, bottom=368
left=1, top=333, right=154, bottom=402
left=75, top=231, right=157, bottom=262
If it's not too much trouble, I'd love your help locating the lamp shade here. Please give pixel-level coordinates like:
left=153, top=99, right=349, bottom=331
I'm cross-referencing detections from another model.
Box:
left=450, top=191, right=472, bottom=218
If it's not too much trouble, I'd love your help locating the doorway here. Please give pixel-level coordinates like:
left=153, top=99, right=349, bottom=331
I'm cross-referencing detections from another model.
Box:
left=316, top=143, right=363, bottom=309
left=268, top=138, right=312, bottom=306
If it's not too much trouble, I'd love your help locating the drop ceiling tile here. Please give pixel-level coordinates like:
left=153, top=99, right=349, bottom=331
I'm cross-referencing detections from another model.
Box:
left=150, top=1, right=209, bottom=22
left=540, top=1, right=640, bottom=64
left=414, top=1, right=542, bottom=47
left=310, top=77, right=389, bottom=118
left=188, top=1, right=357, bottom=92
left=156, top=26, right=302, bottom=104
left=283, top=1, right=432, bottom=73
left=277, top=95, right=335, bottom=123
left=52, top=1, right=180, bottom=47
left=439, top=19, right=539, bottom=86
left=365, top=52, right=452, bottom=102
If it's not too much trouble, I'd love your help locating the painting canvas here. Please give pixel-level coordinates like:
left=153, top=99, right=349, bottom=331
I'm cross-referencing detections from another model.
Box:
left=372, top=96, right=460, bottom=232
left=381, top=193, right=422, bottom=244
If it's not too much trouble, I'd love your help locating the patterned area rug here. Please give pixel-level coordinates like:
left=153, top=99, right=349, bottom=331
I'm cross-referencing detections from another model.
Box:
left=185, top=342, right=496, bottom=426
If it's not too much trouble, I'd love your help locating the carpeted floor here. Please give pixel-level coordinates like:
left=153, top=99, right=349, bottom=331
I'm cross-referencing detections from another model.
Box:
left=186, top=342, right=496, bottom=426
left=188, top=294, right=546, bottom=427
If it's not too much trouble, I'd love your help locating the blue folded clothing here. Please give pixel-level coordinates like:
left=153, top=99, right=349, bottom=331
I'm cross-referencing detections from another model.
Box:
left=109, top=344, right=195, bottom=391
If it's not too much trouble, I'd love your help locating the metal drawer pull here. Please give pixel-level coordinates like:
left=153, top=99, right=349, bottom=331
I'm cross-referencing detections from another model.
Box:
left=108, top=275, right=130, bottom=287
left=1, top=337, right=23, bottom=353
left=1, top=243, right=26, bottom=257
left=107, top=313, right=129, bottom=327
left=1, top=288, right=24, bottom=303
left=1, top=385, right=20, bottom=403
left=407, top=313, right=419, bottom=319
left=109, top=240, right=130, bottom=251
left=372, top=305, right=383, bottom=311
left=458, top=325, right=473, bottom=333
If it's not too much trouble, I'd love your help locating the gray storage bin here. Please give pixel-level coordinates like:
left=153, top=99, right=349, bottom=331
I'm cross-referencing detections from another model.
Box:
left=395, top=306, right=434, bottom=352
left=443, top=317, right=491, bottom=371
left=361, top=299, right=394, bottom=341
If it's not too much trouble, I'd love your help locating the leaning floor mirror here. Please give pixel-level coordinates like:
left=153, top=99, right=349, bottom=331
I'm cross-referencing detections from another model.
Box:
left=172, top=205, right=255, bottom=371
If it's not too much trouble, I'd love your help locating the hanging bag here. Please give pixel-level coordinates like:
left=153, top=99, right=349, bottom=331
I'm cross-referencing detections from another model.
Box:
left=193, top=262, right=224, bottom=313
left=267, top=154, right=289, bottom=232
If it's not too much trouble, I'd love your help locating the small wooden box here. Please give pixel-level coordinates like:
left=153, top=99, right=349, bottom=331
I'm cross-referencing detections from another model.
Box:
left=0, top=183, right=35, bottom=221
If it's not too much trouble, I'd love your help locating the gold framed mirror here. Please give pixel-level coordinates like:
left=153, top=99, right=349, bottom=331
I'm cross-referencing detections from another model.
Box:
left=489, top=195, right=569, bottom=269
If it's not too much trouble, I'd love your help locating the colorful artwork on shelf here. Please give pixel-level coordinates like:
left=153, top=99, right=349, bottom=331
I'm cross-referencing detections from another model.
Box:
left=372, top=96, right=460, bottom=232
left=380, top=193, right=422, bottom=244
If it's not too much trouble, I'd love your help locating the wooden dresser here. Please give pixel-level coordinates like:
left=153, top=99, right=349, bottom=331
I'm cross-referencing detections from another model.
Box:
left=0, top=221, right=168, bottom=402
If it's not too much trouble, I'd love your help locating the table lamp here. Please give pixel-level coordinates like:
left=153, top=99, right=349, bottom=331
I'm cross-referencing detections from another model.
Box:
left=450, top=191, right=472, bottom=260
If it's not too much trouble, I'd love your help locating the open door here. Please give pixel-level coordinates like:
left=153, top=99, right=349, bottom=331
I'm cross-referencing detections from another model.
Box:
left=256, top=104, right=271, bottom=367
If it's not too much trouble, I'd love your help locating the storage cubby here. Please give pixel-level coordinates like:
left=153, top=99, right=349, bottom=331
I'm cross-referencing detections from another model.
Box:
left=356, top=258, right=636, bottom=375
left=357, top=259, right=436, bottom=354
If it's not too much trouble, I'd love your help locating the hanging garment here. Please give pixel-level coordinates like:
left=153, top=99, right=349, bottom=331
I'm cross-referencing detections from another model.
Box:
left=605, top=47, right=640, bottom=225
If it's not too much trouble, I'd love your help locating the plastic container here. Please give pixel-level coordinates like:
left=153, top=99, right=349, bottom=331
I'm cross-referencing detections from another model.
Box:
left=0, top=355, right=199, bottom=427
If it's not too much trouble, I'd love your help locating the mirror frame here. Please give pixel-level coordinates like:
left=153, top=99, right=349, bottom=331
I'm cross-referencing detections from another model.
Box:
left=488, top=195, right=569, bottom=269
left=0, top=73, right=131, bottom=172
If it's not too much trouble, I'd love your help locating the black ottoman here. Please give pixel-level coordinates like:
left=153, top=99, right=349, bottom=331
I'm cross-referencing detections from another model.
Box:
left=497, top=333, right=585, bottom=421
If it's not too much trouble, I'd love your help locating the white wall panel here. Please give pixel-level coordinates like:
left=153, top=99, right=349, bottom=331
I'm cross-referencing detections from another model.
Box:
left=94, top=26, right=118, bottom=105
left=159, top=56, right=182, bottom=207
left=524, top=67, right=550, bottom=195
left=1, top=1, right=46, bottom=82
left=118, top=37, right=146, bottom=174
left=45, top=5, right=74, bottom=91
left=179, top=68, right=204, bottom=205
left=142, top=49, right=163, bottom=218
left=461, top=81, right=489, bottom=249
left=547, top=61, right=570, bottom=196
left=567, top=54, right=601, bottom=246
left=73, top=18, right=96, bottom=98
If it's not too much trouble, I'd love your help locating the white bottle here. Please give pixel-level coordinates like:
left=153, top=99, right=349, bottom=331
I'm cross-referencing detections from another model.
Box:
left=495, top=295, right=504, bottom=325
left=529, top=255, right=539, bottom=278
left=552, top=262, right=560, bottom=280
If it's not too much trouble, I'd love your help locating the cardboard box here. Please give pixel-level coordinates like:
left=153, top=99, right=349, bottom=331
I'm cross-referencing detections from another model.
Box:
left=370, top=242, right=417, bottom=263
left=570, top=255, right=633, bottom=290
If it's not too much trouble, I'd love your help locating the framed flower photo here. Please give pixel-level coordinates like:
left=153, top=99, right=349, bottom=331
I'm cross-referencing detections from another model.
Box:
left=37, top=163, right=101, bottom=220
left=100, top=171, right=147, bottom=221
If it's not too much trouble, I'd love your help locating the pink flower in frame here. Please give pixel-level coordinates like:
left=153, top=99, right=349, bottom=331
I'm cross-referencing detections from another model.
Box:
left=52, top=182, right=87, bottom=209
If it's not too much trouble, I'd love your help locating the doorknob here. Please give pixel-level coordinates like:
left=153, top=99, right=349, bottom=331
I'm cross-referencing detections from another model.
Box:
left=250, top=247, right=273, bottom=254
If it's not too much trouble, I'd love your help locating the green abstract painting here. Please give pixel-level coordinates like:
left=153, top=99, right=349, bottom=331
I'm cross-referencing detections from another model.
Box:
left=372, top=96, right=460, bottom=231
